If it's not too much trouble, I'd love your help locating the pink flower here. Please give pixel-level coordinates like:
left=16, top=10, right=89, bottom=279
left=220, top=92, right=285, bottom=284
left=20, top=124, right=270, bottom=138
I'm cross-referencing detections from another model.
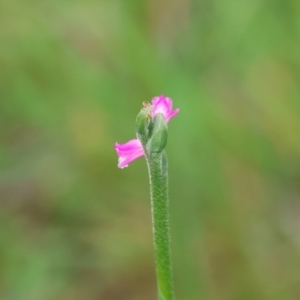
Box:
left=115, top=95, right=179, bottom=168
left=151, top=95, right=180, bottom=122
left=114, top=139, right=144, bottom=169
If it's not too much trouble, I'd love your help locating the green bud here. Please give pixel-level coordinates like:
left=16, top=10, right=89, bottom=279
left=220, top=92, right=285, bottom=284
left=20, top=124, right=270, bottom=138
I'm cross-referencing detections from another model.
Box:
left=147, top=113, right=168, bottom=153
left=135, top=102, right=152, bottom=143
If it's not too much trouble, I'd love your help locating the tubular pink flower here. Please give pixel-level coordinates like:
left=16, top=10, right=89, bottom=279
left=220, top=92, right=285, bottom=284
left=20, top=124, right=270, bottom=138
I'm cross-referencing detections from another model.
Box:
left=114, top=139, right=144, bottom=169
left=151, top=95, right=180, bottom=122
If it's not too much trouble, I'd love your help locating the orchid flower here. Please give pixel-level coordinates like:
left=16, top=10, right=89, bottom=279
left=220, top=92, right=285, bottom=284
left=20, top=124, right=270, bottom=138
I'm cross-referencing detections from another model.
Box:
left=114, top=95, right=179, bottom=168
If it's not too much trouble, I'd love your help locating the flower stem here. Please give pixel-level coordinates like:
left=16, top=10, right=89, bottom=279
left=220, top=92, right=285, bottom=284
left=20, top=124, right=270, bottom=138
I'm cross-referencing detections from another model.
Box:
left=146, top=151, right=174, bottom=300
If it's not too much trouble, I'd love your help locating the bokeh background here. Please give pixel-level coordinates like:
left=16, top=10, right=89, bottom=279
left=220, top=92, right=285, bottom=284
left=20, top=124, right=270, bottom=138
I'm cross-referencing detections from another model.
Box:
left=1, top=1, right=300, bottom=299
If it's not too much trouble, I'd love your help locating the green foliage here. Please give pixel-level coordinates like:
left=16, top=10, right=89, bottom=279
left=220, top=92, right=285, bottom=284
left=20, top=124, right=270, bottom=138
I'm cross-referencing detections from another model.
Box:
left=1, top=1, right=300, bottom=299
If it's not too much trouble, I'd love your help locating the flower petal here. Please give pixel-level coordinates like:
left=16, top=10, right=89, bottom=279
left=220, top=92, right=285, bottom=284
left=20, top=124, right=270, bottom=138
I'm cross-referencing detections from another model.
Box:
left=151, top=95, right=179, bottom=122
left=114, top=139, right=145, bottom=168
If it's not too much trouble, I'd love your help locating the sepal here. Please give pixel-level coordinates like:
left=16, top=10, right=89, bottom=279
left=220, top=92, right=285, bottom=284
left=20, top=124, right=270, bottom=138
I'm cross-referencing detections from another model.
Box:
left=135, top=102, right=152, bottom=143
left=147, top=113, right=168, bottom=153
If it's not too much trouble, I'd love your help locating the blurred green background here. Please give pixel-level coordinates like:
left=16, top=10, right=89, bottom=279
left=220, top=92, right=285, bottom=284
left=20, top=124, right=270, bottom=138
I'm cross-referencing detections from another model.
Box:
left=1, top=1, right=300, bottom=299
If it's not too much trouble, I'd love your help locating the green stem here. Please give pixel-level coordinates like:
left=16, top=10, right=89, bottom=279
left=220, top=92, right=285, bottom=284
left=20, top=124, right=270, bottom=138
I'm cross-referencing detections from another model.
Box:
left=145, top=151, right=174, bottom=300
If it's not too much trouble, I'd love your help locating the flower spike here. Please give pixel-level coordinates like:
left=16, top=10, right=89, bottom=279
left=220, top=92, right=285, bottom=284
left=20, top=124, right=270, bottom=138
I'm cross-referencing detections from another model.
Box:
left=115, top=94, right=179, bottom=299
left=115, top=95, right=179, bottom=168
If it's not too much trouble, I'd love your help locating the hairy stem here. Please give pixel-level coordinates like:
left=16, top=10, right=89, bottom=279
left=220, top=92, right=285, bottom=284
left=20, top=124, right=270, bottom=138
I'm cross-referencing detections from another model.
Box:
left=146, top=151, right=174, bottom=300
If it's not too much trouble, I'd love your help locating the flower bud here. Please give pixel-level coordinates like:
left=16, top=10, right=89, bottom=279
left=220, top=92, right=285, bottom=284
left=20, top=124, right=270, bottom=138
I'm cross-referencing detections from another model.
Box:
left=147, top=113, right=168, bottom=153
left=135, top=102, right=152, bottom=142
